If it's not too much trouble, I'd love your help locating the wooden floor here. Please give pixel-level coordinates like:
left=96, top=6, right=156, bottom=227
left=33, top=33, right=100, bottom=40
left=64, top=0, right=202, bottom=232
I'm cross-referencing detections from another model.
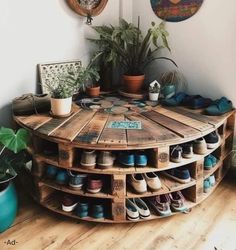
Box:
left=1, top=168, right=236, bottom=250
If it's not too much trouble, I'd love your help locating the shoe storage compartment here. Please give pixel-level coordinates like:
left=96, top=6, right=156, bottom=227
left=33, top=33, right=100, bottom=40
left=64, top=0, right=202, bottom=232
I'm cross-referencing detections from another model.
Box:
left=15, top=105, right=235, bottom=223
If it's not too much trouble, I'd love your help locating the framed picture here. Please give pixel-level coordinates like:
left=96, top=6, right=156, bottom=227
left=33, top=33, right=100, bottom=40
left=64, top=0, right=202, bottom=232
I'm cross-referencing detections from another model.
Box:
left=150, top=0, right=204, bottom=22
left=38, top=60, right=82, bottom=94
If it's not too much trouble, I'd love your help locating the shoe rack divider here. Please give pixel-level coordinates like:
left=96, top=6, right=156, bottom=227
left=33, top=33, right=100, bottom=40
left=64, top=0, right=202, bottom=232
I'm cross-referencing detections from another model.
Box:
left=18, top=111, right=235, bottom=223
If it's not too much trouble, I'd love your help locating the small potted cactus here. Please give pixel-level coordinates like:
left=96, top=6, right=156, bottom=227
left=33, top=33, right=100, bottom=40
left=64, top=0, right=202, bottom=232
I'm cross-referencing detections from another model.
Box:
left=149, top=80, right=160, bottom=101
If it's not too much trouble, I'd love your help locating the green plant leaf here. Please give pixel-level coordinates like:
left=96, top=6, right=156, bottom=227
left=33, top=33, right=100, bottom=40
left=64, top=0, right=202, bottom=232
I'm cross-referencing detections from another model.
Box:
left=0, top=127, right=30, bottom=153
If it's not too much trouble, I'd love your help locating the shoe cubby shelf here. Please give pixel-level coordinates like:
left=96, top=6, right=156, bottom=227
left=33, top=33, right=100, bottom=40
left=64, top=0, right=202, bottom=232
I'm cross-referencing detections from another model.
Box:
left=14, top=104, right=235, bottom=223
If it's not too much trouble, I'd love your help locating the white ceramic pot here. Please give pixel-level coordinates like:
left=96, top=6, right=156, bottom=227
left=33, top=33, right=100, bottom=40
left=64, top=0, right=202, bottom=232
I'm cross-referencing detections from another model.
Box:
left=51, top=97, right=72, bottom=116
left=149, top=92, right=159, bottom=101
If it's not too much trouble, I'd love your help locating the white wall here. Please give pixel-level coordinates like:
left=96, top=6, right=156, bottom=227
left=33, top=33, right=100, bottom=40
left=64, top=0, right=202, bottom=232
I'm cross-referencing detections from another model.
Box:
left=133, top=0, right=236, bottom=104
left=0, top=0, right=121, bottom=126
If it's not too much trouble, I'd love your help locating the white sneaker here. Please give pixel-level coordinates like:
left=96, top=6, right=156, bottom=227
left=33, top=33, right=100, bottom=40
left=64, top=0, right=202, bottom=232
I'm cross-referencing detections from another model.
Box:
left=97, top=151, right=116, bottom=169
left=80, top=150, right=97, bottom=169
left=128, top=174, right=147, bottom=194
left=126, top=199, right=139, bottom=221
left=132, top=198, right=150, bottom=219
left=142, top=172, right=162, bottom=191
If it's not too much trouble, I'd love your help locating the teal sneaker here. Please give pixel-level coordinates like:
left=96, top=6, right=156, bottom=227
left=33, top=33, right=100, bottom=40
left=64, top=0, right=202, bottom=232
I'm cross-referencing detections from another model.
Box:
left=204, top=155, right=213, bottom=170
left=209, top=155, right=218, bottom=166
left=205, top=97, right=233, bottom=116
left=204, top=179, right=211, bottom=193
left=209, top=175, right=216, bottom=186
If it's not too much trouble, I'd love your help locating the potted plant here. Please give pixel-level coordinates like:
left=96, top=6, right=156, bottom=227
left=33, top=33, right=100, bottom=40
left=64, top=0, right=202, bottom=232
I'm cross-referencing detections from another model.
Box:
left=149, top=81, right=160, bottom=101
left=44, top=73, right=77, bottom=117
left=77, top=65, right=100, bottom=97
left=161, top=70, right=187, bottom=99
left=91, top=19, right=176, bottom=94
left=0, top=127, right=30, bottom=232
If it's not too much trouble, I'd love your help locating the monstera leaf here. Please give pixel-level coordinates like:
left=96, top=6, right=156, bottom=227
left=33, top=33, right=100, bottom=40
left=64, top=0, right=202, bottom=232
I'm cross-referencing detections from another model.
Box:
left=0, top=127, right=30, bottom=154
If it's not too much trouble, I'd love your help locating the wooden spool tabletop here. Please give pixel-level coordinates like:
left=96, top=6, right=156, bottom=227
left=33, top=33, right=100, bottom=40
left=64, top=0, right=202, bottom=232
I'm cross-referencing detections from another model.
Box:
left=14, top=98, right=234, bottom=150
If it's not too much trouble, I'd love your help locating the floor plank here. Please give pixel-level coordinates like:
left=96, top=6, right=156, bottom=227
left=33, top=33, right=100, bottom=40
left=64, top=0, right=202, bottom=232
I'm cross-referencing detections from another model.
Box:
left=1, top=168, right=236, bottom=250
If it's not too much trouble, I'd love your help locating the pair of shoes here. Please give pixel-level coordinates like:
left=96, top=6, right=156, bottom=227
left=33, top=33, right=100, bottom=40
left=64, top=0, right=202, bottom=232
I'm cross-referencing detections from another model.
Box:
left=128, top=173, right=162, bottom=193
left=147, top=191, right=187, bottom=216
left=204, top=131, right=221, bottom=149
left=165, top=167, right=191, bottom=183
left=203, top=175, right=216, bottom=193
left=80, top=150, right=116, bottom=169
left=46, top=165, right=69, bottom=185
left=118, top=151, right=148, bottom=167
left=62, top=195, right=105, bottom=219
left=126, top=198, right=150, bottom=221
left=205, top=97, right=233, bottom=116
left=170, top=144, right=193, bottom=163
left=204, top=155, right=218, bottom=170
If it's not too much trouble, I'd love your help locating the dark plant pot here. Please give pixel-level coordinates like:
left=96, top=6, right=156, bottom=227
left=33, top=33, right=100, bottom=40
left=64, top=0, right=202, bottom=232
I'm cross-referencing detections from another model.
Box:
left=123, top=74, right=145, bottom=94
left=162, top=84, right=176, bottom=99
left=86, top=86, right=100, bottom=97
left=0, top=181, right=18, bottom=233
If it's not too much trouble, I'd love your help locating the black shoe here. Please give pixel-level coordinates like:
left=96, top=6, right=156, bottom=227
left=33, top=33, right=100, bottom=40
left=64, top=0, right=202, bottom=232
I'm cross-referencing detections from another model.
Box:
left=170, top=146, right=183, bottom=163
left=182, top=143, right=193, bottom=159
left=204, top=132, right=220, bottom=149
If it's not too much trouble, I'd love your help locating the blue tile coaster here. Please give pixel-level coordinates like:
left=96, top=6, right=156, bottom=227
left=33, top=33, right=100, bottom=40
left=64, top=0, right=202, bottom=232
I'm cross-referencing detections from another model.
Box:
left=107, top=121, right=142, bottom=130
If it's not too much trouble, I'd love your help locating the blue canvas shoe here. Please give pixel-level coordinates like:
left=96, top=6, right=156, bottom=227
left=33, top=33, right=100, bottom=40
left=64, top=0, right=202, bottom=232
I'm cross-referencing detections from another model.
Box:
left=162, top=92, right=187, bottom=106
left=204, top=178, right=211, bottom=193
left=68, top=171, right=88, bottom=189
left=209, top=155, right=218, bottom=166
left=165, top=167, right=191, bottom=183
left=205, top=97, right=233, bottom=116
left=75, top=201, right=89, bottom=218
left=118, top=152, right=135, bottom=167
left=204, top=155, right=213, bottom=170
left=189, top=95, right=212, bottom=109
left=55, top=170, right=69, bottom=185
left=46, top=165, right=58, bottom=179
left=135, top=151, right=148, bottom=167
left=91, top=204, right=104, bottom=219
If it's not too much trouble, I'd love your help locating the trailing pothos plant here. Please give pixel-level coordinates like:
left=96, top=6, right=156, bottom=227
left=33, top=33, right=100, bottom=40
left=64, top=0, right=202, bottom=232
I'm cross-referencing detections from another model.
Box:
left=89, top=18, right=177, bottom=76
left=0, top=127, right=30, bottom=184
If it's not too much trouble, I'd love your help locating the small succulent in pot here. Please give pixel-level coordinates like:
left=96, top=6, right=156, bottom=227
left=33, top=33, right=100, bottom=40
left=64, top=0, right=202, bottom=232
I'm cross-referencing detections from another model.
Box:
left=149, top=80, right=160, bottom=101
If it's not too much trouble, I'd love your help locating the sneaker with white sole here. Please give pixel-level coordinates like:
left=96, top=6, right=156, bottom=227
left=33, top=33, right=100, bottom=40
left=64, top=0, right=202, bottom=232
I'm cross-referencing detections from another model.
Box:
left=61, top=195, right=78, bottom=212
left=204, top=131, right=220, bottom=149
left=97, top=151, right=116, bottom=169
left=193, top=138, right=208, bottom=155
left=80, top=150, right=97, bottom=169
left=170, top=145, right=183, bottom=163
left=126, top=199, right=139, bottom=221
left=132, top=198, right=150, bottom=219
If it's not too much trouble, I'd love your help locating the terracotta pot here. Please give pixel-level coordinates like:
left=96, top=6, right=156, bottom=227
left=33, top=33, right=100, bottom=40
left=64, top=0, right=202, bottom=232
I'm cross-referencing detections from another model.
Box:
left=86, top=86, right=100, bottom=97
left=123, top=74, right=145, bottom=93
left=51, top=97, right=72, bottom=116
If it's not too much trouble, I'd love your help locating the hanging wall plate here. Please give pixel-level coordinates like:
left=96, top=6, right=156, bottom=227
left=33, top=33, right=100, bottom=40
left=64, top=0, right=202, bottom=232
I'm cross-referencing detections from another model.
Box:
left=150, top=0, right=204, bottom=22
left=67, top=0, right=108, bottom=17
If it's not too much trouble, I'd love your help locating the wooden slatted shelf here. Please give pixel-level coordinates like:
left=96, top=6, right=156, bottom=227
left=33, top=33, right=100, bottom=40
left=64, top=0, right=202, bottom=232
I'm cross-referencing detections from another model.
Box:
left=15, top=102, right=235, bottom=223
left=39, top=179, right=114, bottom=199
left=126, top=175, right=196, bottom=198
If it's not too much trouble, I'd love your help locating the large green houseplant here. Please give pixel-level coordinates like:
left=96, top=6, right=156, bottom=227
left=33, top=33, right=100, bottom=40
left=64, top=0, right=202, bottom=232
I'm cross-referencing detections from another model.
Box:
left=0, top=127, right=30, bottom=232
left=90, top=18, right=177, bottom=93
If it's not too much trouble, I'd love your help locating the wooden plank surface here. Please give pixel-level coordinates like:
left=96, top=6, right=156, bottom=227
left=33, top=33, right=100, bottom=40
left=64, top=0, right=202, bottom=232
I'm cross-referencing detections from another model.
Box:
left=142, top=110, right=201, bottom=138
left=155, top=106, right=213, bottom=132
left=98, top=114, right=127, bottom=145
left=74, top=112, right=109, bottom=144
left=15, top=114, right=52, bottom=130
left=36, top=106, right=81, bottom=136
left=50, top=110, right=96, bottom=141
left=126, top=113, right=181, bottom=143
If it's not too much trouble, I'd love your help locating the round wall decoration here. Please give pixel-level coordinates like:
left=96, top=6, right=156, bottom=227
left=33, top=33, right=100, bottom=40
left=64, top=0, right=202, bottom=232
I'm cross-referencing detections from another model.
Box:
left=67, top=0, right=108, bottom=24
left=150, top=0, right=204, bottom=22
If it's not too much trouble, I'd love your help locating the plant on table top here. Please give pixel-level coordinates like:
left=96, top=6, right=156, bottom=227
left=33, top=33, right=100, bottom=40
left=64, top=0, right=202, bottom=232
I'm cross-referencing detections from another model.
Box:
left=0, top=127, right=30, bottom=184
left=149, top=82, right=160, bottom=93
left=89, top=18, right=177, bottom=76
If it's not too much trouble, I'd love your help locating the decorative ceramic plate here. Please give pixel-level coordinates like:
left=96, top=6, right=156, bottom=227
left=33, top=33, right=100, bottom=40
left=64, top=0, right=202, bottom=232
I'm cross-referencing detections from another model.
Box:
left=150, top=0, right=204, bottom=22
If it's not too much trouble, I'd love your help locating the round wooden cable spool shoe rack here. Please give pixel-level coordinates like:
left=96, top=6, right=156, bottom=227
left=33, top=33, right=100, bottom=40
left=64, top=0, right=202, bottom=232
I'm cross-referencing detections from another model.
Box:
left=14, top=103, right=235, bottom=223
